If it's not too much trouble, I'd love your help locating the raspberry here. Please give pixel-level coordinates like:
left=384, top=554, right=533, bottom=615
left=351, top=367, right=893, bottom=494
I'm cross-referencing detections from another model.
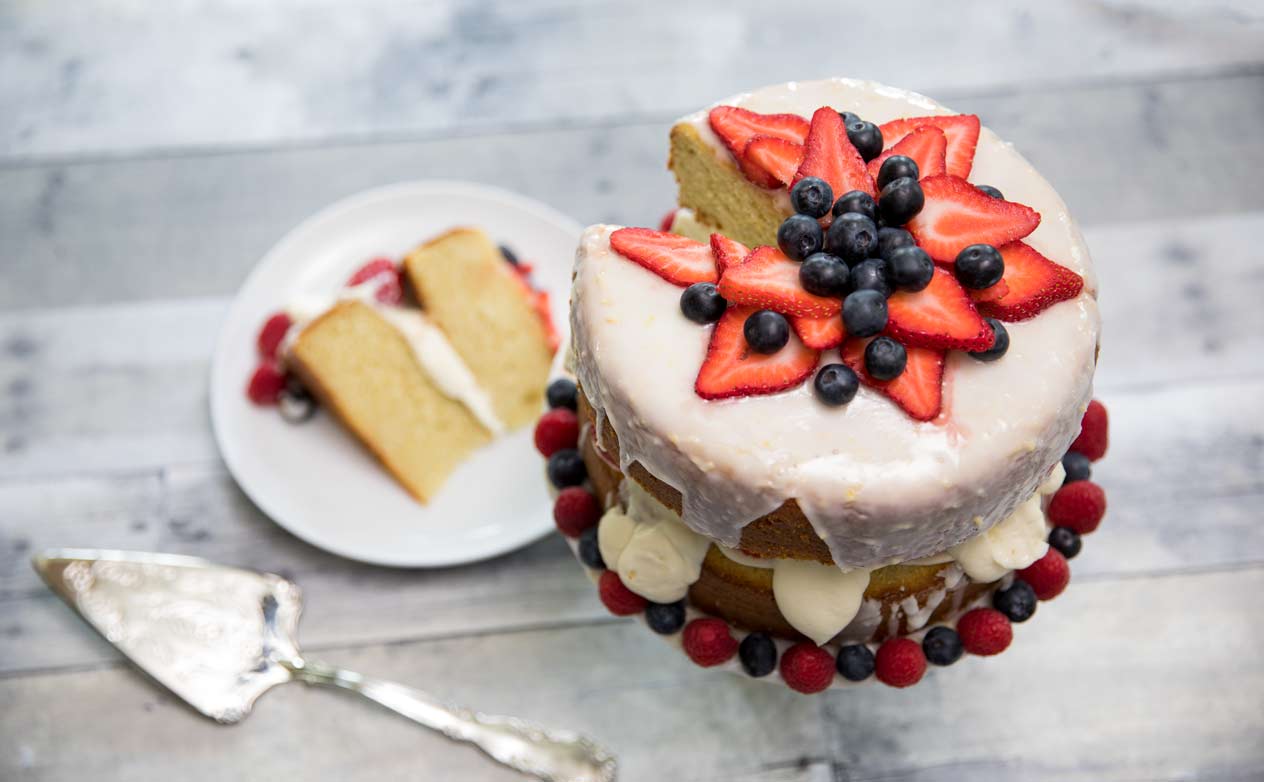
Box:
left=957, top=608, right=1013, bottom=656
left=1047, top=481, right=1106, bottom=534
left=597, top=571, right=646, bottom=616
left=553, top=487, right=602, bottom=537
left=257, top=313, right=292, bottom=360
left=246, top=363, right=287, bottom=405
left=681, top=618, right=738, bottom=667
left=534, top=409, right=579, bottom=457
left=347, top=258, right=398, bottom=286
left=779, top=642, right=835, bottom=693
left=1018, top=549, right=1071, bottom=601
left=874, top=638, right=926, bottom=688
left=1069, top=399, right=1108, bottom=461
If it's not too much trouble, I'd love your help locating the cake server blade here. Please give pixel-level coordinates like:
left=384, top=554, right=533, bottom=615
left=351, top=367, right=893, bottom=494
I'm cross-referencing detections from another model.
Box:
left=33, top=548, right=616, bottom=782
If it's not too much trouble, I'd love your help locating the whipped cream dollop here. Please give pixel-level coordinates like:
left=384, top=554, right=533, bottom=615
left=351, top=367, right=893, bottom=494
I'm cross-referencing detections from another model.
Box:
left=571, top=78, right=1100, bottom=569
left=949, top=463, right=1064, bottom=582
left=597, top=480, right=711, bottom=603
left=282, top=274, right=504, bottom=434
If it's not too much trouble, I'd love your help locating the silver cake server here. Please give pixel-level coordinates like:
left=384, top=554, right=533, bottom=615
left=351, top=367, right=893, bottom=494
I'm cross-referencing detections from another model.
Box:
left=33, top=548, right=616, bottom=782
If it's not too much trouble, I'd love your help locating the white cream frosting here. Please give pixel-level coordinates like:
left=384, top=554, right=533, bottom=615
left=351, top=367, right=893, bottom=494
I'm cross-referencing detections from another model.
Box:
left=597, top=481, right=711, bottom=604
left=666, top=208, right=717, bottom=244
left=948, top=463, right=1063, bottom=582
left=282, top=274, right=505, bottom=434
left=771, top=560, right=871, bottom=646
left=570, top=78, right=1100, bottom=569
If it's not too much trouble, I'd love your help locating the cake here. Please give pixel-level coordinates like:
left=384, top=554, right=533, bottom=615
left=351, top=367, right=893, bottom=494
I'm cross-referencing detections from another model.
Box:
left=534, top=78, right=1110, bottom=692
left=246, top=227, right=557, bottom=503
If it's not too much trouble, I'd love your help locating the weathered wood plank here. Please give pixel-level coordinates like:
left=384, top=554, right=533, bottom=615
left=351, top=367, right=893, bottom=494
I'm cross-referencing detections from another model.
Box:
left=1, top=74, right=1263, bottom=309
left=1, top=568, right=1260, bottom=782
left=3, top=0, right=1262, bottom=158
left=1, top=374, right=1261, bottom=676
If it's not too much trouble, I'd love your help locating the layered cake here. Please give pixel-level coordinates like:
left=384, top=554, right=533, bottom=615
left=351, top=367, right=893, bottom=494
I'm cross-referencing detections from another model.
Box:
left=246, top=227, right=557, bottom=502
left=533, top=78, right=1111, bottom=692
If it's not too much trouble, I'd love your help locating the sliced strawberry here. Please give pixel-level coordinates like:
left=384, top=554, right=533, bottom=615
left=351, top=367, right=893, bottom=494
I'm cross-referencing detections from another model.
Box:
left=347, top=258, right=398, bottom=287
left=696, top=306, right=819, bottom=399
left=842, top=338, right=946, bottom=421
left=744, top=136, right=804, bottom=187
left=969, top=278, right=1010, bottom=305
left=793, top=107, right=875, bottom=199
left=867, top=125, right=947, bottom=181
left=978, top=242, right=1084, bottom=322
left=878, top=114, right=981, bottom=179
left=609, top=227, right=717, bottom=286
left=658, top=210, right=676, bottom=232
left=790, top=314, right=846, bottom=350
left=710, top=234, right=751, bottom=275
left=907, top=176, right=1040, bottom=263
left=718, top=246, right=841, bottom=318
left=709, top=106, right=810, bottom=188
left=885, top=267, right=992, bottom=351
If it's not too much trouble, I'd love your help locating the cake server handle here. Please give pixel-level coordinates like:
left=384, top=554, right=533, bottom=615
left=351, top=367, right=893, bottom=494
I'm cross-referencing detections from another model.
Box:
left=284, top=657, right=616, bottom=782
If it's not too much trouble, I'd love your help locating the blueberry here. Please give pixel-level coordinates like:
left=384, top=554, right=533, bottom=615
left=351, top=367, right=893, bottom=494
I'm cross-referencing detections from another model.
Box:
left=499, top=244, right=520, bottom=266
left=814, top=363, right=859, bottom=407
left=547, top=448, right=587, bottom=488
left=877, top=227, right=916, bottom=260
left=790, top=176, right=834, bottom=219
left=577, top=526, right=605, bottom=569
left=969, top=318, right=1010, bottom=362
left=546, top=378, right=579, bottom=411
left=975, top=184, right=1004, bottom=200
left=825, top=212, right=878, bottom=264
left=842, top=289, right=888, bottom=337
left=955, top=244, right=1005, bottom=289
left=799, top=253, right=850, bottom=297
left=877, top=176, right=924, bottom=225
left=777, top=214, right=824, bottom=261
left=922, top=626, right=963, bottom=666
left=739, top=632, right=778, bottom=677
left=1048, top=526, right=1082, bottom=560
left=836, top=644, right=875, bottom=681
left=849, top=258, right=892, bottom=298
left=838, top=111, right=860, bottom=126
left=744, top=310, right=790, bottom=353
left=864, top=336, right=907, bottom=381
left=877, top=154, right=919, bottom=190
left=832, top=190, right=877, bottom=223
left=887, top=246, right=934, bottom=292
left=278, top=383, right=317, bottom=424
left=846, top=119, right=884, bottom=162
left=680, top=282, right=727, bottom=324
left=1062, top=451, right=1092, bottom=483
left=992, top=580, right=1037, bottom=623
left=645, top=600, right=686, bottom=635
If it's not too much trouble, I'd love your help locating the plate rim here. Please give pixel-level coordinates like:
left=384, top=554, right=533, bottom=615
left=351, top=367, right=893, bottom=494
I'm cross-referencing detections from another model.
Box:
left=208, top=179, right=581, bottom=568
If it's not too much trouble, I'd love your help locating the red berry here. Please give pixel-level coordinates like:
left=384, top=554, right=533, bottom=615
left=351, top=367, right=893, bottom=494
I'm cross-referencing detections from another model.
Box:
left=874, top=638, right=926, bottom=688
left=1018, top=549, right=1071, bottom=601
left=1070, top=399, right=1109, bottom=461
left=1048, top=481, right=1106, bottom=534
left=534, top=409, right=579, bottom=457
left=374, top=274, right=404, bottom=306
left=681, top=618, right=738, bottom=667
left=347, top=258, right=398, bottom=286
left=553, top=487, right=602, bottom=537
left=246, top=363, right=287, bottom=405
left=257, top=313, right=292, bottom=360
left=779, top=642, right=835, bottom=693
left=957, top=608, right=1013, bottom=655
left=597, top=571, right=646, bottom=616
left=658, top=210, right=676, bottom=232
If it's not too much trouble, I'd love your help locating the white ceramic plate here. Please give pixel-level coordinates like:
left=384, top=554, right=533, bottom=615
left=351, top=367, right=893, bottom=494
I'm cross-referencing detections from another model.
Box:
left=210, top=181, right=581, bottom=567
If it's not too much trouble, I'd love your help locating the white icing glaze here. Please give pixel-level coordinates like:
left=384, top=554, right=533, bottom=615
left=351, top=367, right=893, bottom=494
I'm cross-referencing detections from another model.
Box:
left=597, top=481, right=710, bottom=603
left=282, top=274, right=505, bottom=434
left=571, top=78, right=1099, bottom=568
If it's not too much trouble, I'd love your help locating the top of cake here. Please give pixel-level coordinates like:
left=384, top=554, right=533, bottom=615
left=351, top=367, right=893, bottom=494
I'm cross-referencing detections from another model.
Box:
left=569, top=78, right=1101, bottom=568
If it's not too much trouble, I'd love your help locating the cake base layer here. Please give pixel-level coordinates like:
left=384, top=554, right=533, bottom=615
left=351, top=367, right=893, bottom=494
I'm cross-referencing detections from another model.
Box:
left=578, top=386, right=999, bottom=643
left=288, top=300, right=491, bottom=502
left=404, top=227, right=552, bottom=430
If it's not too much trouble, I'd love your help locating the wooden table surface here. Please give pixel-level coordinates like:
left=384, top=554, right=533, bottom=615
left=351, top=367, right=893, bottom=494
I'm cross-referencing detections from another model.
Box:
left=3, top=2, right=1264, bottom=780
